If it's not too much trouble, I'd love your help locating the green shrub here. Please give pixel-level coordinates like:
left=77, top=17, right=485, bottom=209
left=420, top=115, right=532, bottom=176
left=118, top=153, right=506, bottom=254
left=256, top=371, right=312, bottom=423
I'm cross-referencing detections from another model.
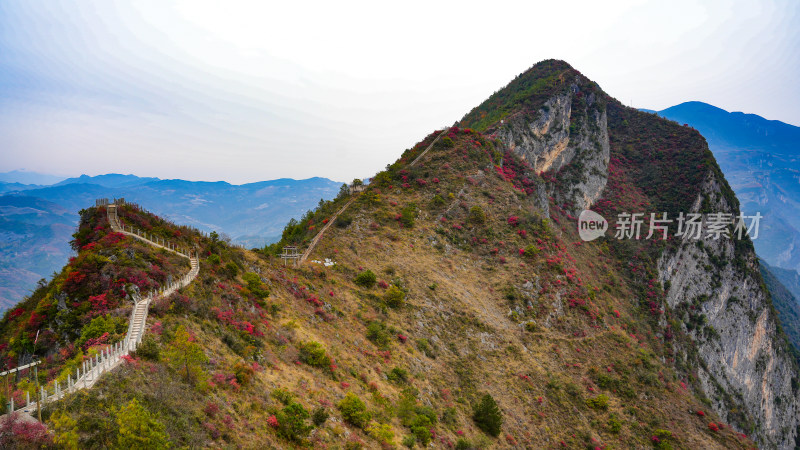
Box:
left=134, top=335, right=160, bottom=361
left=586, top=394, right=609, bottom=410
left=51, top=411, right=79, bottom=449
left=431, top=195, right=446, bottom=207
left=565, top=382, right=582, bottom=398
left=524, top=322, right=540, bottom=333
left=298, top=341, right=332, bottom=368
left=402, top=435, right=416, bottom=448
left=468, top=206, right=486, bottom=225
left=598, top=373, right=617, bottom=389
left=400, top=204, right=417, bottom=228
left=207, top=254, right=221, bottom=265
left=163, top=325, right=208, bottom=385
left=271, top=388, right=295, bottom=405
left=233, top=362, right=255, bottom=386
left=366, top=321, right=391, bottom=349
left=277, top=402, right=312, bottom=441
left=387, top=367, right=409, bottom=384
left=345, top=441, right=364, bottom=450
left=383, top=285, right=406, bottom=308
left=502, top=285, right=518, bottom=302
left=242, top=272, right=269, bottom=298
left=416, top=338, right=435, bottom=359
left=653, top=429, right=672, bottom=439
left=523, top=245, right=539, bottom=257
left=78, top=315, right=126, bottom=348
left=472, top=394, right=502, bottom=437
left=366, top=422, right=395, bottom=446
left=652, top=429, right=673, bottom=449
left=608, top=413, right=622, bottom=433
left=396, top=389, right=419, bottom=427
left=355, top=269, right=377, bottom=288
left=618, top=384, right=637, bottom=399
left=455, top=438, right=472, bottom=449
left=412, top=406, right=437, bottom=427
left=412, top=425, right=432, bottom=445
left=312, top=407, right=329, bottom=426
left=115, top=398, right=170, bottom=449
left=336, top=215, right=353, bottom=228
left=338, top=392, right=371, bottom=429
left=223, top=261, right=239, bottom=278
left=441, top=407, right=457, bottom=425
left=362, top=191, right=381, bottom=206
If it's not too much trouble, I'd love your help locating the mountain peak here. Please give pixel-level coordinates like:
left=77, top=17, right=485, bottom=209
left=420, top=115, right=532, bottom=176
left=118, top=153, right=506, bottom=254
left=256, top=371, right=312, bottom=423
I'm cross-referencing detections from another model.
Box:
left=459, top=59, right=601, bottom=133
left=55, top=173, right=161, bottom=188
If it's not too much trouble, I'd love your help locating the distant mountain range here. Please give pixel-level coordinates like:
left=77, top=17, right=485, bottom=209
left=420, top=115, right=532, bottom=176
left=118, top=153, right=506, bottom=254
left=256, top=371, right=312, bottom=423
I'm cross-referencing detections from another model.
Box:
left=0, top=173, right=344, bottom=310
left=650, top=102, right=800, bottom=353
left=650, top=102, right=800, bottom=274
left=766, top=261, right=800, bottom=307
left=0, top=170, right=67, bottom=186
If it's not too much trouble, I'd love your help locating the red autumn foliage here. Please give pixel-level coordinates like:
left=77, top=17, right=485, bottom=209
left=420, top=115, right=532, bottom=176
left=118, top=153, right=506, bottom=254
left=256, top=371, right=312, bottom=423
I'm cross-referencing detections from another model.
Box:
left=0, top=413, right=53, bottom=447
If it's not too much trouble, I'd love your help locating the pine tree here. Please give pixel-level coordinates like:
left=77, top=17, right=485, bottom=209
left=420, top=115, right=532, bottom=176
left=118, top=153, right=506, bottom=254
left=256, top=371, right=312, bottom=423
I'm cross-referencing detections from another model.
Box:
left=472, top=393, right=502, bottom=437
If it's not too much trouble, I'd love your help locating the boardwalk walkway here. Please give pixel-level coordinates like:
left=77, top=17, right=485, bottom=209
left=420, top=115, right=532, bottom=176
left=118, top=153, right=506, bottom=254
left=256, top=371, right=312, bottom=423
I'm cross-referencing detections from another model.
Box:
left=3, top=201, right=199, bottom=417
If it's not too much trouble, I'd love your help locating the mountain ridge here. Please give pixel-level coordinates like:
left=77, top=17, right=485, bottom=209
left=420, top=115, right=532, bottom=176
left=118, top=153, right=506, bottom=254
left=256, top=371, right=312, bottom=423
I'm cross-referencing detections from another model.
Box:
left=0, top=59, right=797, bottom=448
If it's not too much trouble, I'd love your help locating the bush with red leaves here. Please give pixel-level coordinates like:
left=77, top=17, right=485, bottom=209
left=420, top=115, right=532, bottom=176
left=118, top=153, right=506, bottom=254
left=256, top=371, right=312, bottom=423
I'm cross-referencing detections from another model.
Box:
left=0, top=413, right=53, bottom=447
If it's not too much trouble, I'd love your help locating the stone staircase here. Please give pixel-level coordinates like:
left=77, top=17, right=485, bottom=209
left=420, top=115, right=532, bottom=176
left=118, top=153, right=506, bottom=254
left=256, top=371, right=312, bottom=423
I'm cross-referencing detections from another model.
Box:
left=4, top=200, right=200, bottom=417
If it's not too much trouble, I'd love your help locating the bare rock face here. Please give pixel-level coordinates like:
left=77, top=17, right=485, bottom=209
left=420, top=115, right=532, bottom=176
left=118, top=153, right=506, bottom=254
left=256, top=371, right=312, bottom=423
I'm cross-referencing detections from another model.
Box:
left=495, top=84, right=610, bottom=212
left=497, top=93, right=574, bottom=173
left=658, top=172, right=800, bottom=449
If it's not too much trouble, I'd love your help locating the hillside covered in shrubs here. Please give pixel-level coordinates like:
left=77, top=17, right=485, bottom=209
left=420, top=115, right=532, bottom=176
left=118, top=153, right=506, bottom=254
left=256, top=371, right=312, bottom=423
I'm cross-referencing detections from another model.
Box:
left=1, top=59, right=790, bottom=449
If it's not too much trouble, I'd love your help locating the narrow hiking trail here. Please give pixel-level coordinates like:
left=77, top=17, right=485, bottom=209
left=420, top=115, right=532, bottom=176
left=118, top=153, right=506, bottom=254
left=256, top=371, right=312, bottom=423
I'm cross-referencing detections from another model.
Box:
left=297, top=130, right=446, bottom=265
left=409, top=129, right=448, bottom=167
left=4, top=201, right=199, bottom=418
left=298, top=197, right=357, bottom=265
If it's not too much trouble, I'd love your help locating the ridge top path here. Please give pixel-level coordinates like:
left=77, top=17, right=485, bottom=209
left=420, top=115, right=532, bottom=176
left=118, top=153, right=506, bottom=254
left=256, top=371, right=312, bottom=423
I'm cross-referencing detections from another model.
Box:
left=4, top=202, right=200, bottom=419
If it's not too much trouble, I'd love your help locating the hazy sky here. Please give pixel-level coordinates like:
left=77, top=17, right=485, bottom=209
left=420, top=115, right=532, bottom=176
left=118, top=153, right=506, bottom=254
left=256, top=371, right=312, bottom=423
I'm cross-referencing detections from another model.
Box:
left=1, top=0, right=798, bottom=184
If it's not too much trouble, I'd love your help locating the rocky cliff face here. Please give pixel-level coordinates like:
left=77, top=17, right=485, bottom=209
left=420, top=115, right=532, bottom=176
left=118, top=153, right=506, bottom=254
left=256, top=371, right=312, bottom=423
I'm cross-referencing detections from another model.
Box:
left=495, top=82, right=610, bottom=212
left=459, top=58, right=800, bottom=448
left=657, top=171, right=800, bottom=448
left=493, top=76, right=800, bottom=446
